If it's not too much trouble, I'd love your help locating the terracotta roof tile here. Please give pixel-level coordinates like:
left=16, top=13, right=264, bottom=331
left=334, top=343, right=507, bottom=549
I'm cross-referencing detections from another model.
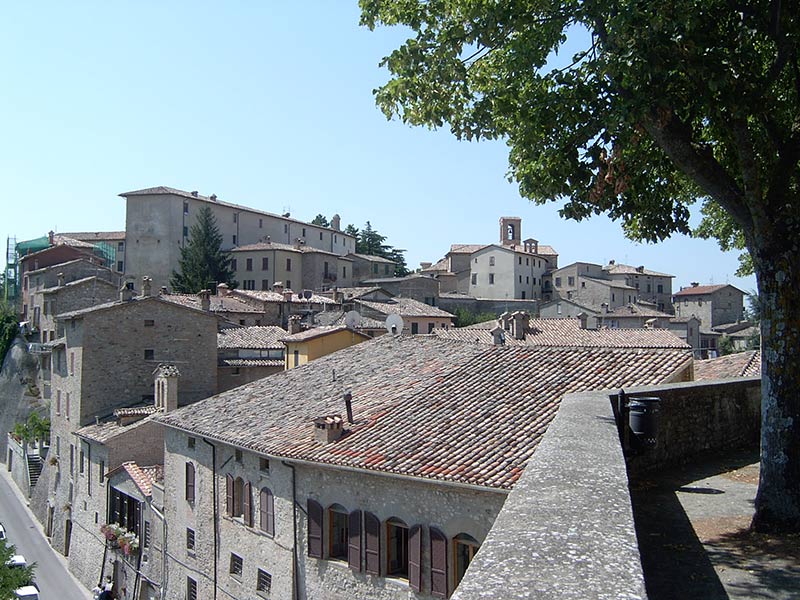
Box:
left=218, top=326, right=287, bottom=349
left=355, top=297, right=454, bottom=319
left=282, top=325, right=370, bottom=343
left=694, top=351, right=761, bottom=380
left=158, top=336, right=691, bottom=490
left=674, top=284, right=741, bottom=296
left=161, top=293, right=262, bottom=313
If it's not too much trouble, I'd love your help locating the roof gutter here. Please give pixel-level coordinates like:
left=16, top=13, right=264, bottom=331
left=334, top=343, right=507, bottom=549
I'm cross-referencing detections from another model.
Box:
left=159, top=422, right=509, bottom=496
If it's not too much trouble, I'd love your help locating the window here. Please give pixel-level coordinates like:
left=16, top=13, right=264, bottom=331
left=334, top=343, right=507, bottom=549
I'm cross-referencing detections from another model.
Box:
left=144, top=319, right=155, bottom=328
left=118, top=241, right=124, bottom=252
left=302, top=227, right=306, bottom=237
left=70, top=352, right=74, bottom=375
left=320, top=232, right=323, bottom=240
left=364, top=511, right=380, bottom=575
left=56, top=391, right=61, bottom=415
left=186, top=528, right=195, bottom=552
left=259, top=218, right=263, bottom=228
left=285, top=280, right=291, bottom=289
left=235, top=449, right=243, bottom=463
left=261, top=279, right=269, bottom=290
left=144, top=349, right=155, bottom=360
left=117, top=261, right=124, bottom=272
left=257, top=568, right=272, bottom=594
left=259, top=458, right=270, bottom=472
left=70, top=444, right=74, bottom=474
left=80, top=449, right=85, bottom=474
left=231, top=259, right=238, bottom=271
left=286, top=258, right=292, bottom=272
left=489, top=256, right=495, bottom=266
left=568, top=276, right=575, bottom=286
left=519, top=275, right=522, bottom=283
left=471, top=273, right=477, bottom=285
left=489, top=274, right=495, bottom=285
left=144, top=521, right=151, bottom=548
left=186, top=577, right=197, bottom=600
left=226, top=474, right=246, bottom=518
left=526, top=257, right=529, bottom=266
left=373, top=264, right=378, bottom=274
left=284, top=224, right=288, bottom=234
left=183, top=226, right=189, bottom=238
left=233, top=213, right=238, bottom=223
left=411, top=322, right=419, bottom=334
left=384, top=264, right=390, bottom=275
left=262, top=257, right=269, bottom=270
left=293, top=350, right=299, bottom=367
left=66, top=393, right=70, bottom=420
left=555, top=277, right=562, bottom=287
left=329, top=505, right=348, bottom=560
left=260, top=488, right=274, bottom=535
left=386, top=518, right=409, bottom=578
left=307, top=499, right=323, bottom=558
left=342, top=266, right=347, bottom=279
left=454, top=533, right=480, bottom=588
left=232, top=235, right=237, bottom=245
left=658, top=284, right=664, bottom=293
left=428, top=323, right=435, bottom=333
left=183, top=201, right=189, bottom=214
left=243, top=280, right=256, bottom=290
left=185, top=462, right=196, bottom=502
left=246, top=258, right=253, bottom=271
left=99, top=460, right=104, bottom=483
left=109, top=487, right=141, bottom=533
left=230, top=553, right=243, bottom=579
left=581, top=282, right=586, bottom=288
left=188, top=436, right=195, bottom=449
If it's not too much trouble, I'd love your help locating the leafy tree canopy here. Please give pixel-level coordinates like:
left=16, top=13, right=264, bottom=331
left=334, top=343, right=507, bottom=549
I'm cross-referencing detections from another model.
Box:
left=311, top=214, right=330, bottom=227
left=0, top=300, right=18, bottom=365
left=351, top=221, right=410, bottom=276
left=361, top=0, right=800, bottom=531
left=170, top=206, right=236, bottom=293
left=0, top=539, right=35, bottom=598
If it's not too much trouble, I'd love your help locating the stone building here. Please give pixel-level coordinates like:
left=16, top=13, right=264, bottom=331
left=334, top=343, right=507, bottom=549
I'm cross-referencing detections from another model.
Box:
left=360, top=275, right=441, bottom=306
left=34, top=276, right=119, bottom=344
left=156, top=334, right=692, bottom=600
left=673, top=283, right=745, bottom=328
left=121, top=186, right=355, bottom=290
left=282, top=325, right=371, bottom=369
left=61, top=231, right=127, bottom=274
left=421, top=218, right=558, bottom=300
left=41, top=281, right=218, bottom=559
left=231, top=240, right=353, bottom=293
left=348, top=253, right=397, bottom=283
left=544, top=261, right=639, bottom=308
left=227, top=284, right=340, bottom=328
left=160, top=289, right=268, bottom=327
left=352, top=296, right=455, bottom=334
left=601, top=261, right=675, bottom=313
left=217, top=326, right=286, bottom=391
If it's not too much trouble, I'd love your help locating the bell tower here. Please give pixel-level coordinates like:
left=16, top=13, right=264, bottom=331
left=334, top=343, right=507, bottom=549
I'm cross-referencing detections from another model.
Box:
left=500, top=217, right=522, bottom=246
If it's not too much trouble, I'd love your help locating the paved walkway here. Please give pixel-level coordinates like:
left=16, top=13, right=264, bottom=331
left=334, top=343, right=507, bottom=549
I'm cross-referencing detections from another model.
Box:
left=632, top=448, right=800, bottom=600
left=0, top=467, right=94, bottom=599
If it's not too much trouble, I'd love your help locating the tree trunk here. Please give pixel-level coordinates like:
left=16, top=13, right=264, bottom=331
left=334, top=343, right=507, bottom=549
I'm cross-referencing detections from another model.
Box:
left=751, top=236, right=800, bottom=532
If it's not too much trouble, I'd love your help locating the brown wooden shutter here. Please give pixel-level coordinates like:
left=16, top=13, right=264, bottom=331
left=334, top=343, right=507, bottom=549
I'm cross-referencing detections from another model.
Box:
left=307, top=499, right=323, bottom=558
left=243, top=482, right=253, bottom=527
left=266, top=488, right=275, bottom=536
left=430, top=527, right=448, bottom=598
left=408, top=524, right=422, bottom=592
left=225, top=474, right=234, bottom=517
left=364, top=511, right=380, bottom=575
left=260, top=488, right=268, bottom=531
left=185, top=463, right=195, bottom=502
left=347, top=510, right=362, bottom=572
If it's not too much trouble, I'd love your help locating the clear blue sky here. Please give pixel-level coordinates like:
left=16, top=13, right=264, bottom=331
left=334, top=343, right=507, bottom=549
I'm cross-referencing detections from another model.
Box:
left=1, top=2, right=756, bottom=294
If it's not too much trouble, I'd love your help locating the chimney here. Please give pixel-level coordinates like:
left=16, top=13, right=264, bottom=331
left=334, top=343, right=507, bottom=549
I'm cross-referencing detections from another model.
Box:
left=609, top=259, right=615, bottom=265
left=160, top=286, right=169, bottom=296
left=141, top=276, right=152, bottom=298
left=154, top=364, right=181, bottom=412
left=344, top=392, right=354, bottom=424
left=645, top=318, right=658, bottom=329
left=210, top=194, right=218, bottom=202
left=691, top=282, right=699, bottom=287
left=601, top=302, right=609, bottom=315
left=511, top=311, right=526, bottom=340
left=191, top=191, right=199, bottom=197
left=333, top=289, right=344, bottom=304
left=273, top=282, right=284, bottom=294
left=57, top=272, right=65, bottom=287
left=283, top=289, right=294, bottom=303
left=217, top=283, right=230, bottom=297
left=48, top=230, right=55, bottom=245
left=331, top=214, right=341, bottom=231
left=499, top=312, right=512, bottom=331
left=198, top=289, right=211, bottom=311
left=490, top=325, right=505, bottom=345
left=288, top=314, right=302, bottom=334
left=420, top=262, right=432, bottom=269
left=294, top=238, right=302, bottom=249
left=314, top=415, right=344, bottom=444
left=120, top=281, right=135, bottom=302
left=577, top=312, right=589, bottom=329
left=636, top=265, right=645, bottom=273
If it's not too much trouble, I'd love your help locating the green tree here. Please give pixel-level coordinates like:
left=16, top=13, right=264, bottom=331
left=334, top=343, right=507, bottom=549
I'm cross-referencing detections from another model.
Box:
left=0, top=539, right=35, bottom=597
left=170, top=206, right=236, bottom=293
left=344, top=224, right=360, bottom=239
left=452, top=308, right=499, bottom=328
left=357, top=221, right=391, bottom=256
left=0, top=300, right=18, bottom=365
left=311, top=214, right=330, bottom=227
left=361, top=0, right=800, bottom=531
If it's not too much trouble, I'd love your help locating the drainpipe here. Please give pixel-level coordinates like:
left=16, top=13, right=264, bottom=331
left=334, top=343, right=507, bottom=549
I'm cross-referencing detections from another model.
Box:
left=202, top=438, right=219, bottom=600
left=283, top=461, right=299, bottom=600
left=149, top=503, right=168, bottom=600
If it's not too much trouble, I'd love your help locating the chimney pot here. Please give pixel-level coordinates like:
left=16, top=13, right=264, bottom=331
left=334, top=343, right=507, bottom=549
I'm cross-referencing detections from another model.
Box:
left=283, top=289, right=294, bottom=303
left=198, top=289, right=211, bottom=312
left=160, top=286, right=168, bottom=295
left=331, top=214, right=341, bottom=231
left=210, top=194, right=218, bottom=202
left=217, top=283, right=230, bottom=297
left=691, top=282, right=699, bottom=287
left=314, top=415, right=344, bottom=444
left=288, top=314, right=302, bottom=334
left=490, top=325, right=505, bottom=345
left=191, top=190, right=198, bottom=197
left=577, top=312, right=589, bottom=329
left=141, top=276, right=152, bottom=298
left=344, top=392, right=354, bottom=423
left=48, top=230, right=55, bottom=245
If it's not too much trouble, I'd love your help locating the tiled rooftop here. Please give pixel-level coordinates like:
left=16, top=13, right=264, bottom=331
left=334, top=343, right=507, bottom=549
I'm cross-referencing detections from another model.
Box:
left=76, top=413, right=159, bottom=444
left=161, top=293, right=262, bottom=313
left=114, top=406, right=160, bottom=418
left=328, top=286, right=387, bottom=300
left=449, top=244, right=488, bottom=254
left=361, top=275, right=436, bottom=284
left=605, top=303, right=673, bottom=318
left=233, top=241, right=344, bottom=257
left=693, top=351, right=761, bottom=380
left=61, top=231, right=126, bottom=242
left=282, top=325, right=368, bottom=343
left=355, top=297, right=455, bottom=319
left=111, top=462, right=163, bottom=497
left=56, top=295, right=212, bottom=320
left=603, top=263, right=674, bottom=277
left=436, top=318, right=689, bottom=349
left=219, top=358, right=284, bottom=368
left=314, top=310, right=386, bottom=330
left=40, top=276, right=117, bottom=295
left=233, top=290, right=337, bottom=305
left=26, top=258, right=114, bottom=277
left=158, top=336, right=692, bottom=490
left=673, top=284, right=738, bottom=296
left=218, top=326, right=287, bottom=349
left=348, top=253, right=396, bottom=263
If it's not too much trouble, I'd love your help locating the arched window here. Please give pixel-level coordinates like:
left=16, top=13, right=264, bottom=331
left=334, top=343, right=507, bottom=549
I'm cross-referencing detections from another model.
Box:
left=386, top=517, right=409, bottom=577
left=453, top=533, right=480, bottom=587
left=327, top=504, right=348, bottom=560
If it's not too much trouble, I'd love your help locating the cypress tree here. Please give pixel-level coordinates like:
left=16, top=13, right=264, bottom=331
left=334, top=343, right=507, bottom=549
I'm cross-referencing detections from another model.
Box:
left=170, top=206, right=236, bottom=293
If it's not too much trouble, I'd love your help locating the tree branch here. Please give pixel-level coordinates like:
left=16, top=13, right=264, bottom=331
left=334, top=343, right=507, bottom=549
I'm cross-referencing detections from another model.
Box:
left=732, top=117, right=763, bottom=206
left=641, top=109, right=753, bottom=231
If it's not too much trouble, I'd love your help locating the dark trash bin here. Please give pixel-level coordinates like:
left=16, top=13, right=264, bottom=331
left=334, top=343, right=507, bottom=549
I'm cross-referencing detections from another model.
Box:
left=628, top=396, right=661, bottom=448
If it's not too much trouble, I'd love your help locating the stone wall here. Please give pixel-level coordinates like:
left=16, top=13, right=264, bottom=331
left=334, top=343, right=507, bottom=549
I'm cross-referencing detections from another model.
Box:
left=626, top=377, right=760, bottom=477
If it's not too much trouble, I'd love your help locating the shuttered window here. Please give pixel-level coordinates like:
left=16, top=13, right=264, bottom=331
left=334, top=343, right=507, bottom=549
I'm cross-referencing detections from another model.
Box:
left=430, top=527, right=448, bottom=598
left=260, top=488, right=274, bottom=536
left=364, top=511, right=380, bottom=575
left=408, top=524, right=422, bottom=592
left=348, top=510, right=362, bottom=572
left=225, top=474, right=234, bottom=517
left=185, top=462, right=195, bottom=503
left=307, top=499, right=323, bottom=558
left=243, top=482, right=253, bottom=527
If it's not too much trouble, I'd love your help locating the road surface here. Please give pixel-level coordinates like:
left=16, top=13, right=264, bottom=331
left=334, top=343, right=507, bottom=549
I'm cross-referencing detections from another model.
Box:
left=0, top=468, right=93, bottom=599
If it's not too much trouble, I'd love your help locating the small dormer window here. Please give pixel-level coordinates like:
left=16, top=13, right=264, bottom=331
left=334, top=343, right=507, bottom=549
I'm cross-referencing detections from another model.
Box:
left=188, top=437, right=196, bottom=449
left=235, top=449, right=243, bottom=463
left=489, top=256, right=495, bottom=266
